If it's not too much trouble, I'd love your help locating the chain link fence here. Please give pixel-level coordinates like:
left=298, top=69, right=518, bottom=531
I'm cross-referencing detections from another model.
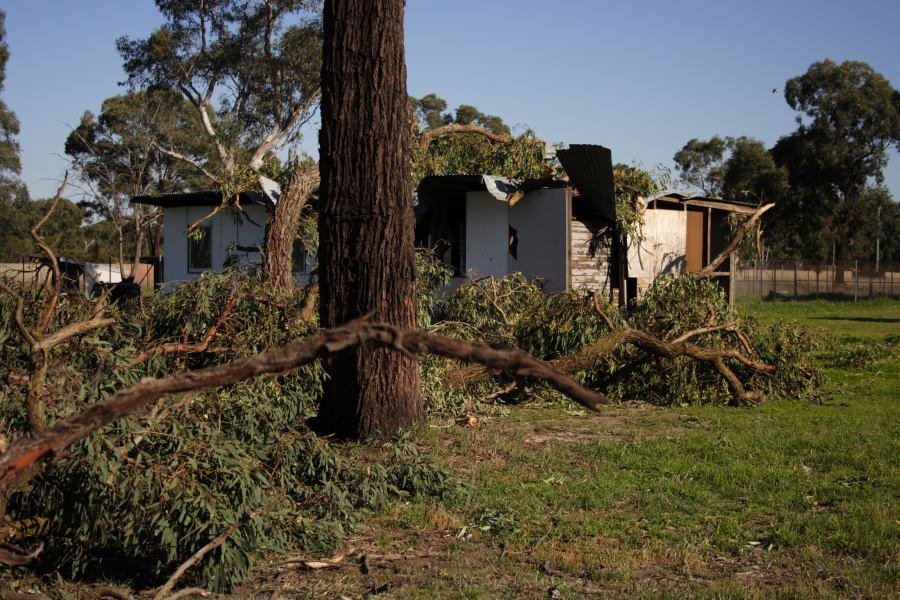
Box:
left=734, top=259, right=900, bottom=300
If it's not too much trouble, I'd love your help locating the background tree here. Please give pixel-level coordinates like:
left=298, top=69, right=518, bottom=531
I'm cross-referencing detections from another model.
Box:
left=118, top=0, right=322, bottom=186
left=721, top=137, right=787, bottom=205
left=673, top=136, right=729, bottom=195
left=0, top=10, right=20, bottom=186
left=411, top=93, right=510, bottom=136
left=65, top=90, right=205, bottom=274
left=316, top=0, right=421, bottom=438
left=772, top=60, right=900, bottom=265
left=0, top=7, right=32, bottom=257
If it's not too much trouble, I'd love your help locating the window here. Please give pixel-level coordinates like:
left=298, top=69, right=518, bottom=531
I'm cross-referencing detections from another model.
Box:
left=188, top=225, right=212, bottom=271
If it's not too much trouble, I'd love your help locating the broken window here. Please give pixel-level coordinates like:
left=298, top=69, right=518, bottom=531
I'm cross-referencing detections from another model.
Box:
left=414, top=194, right=465, bottom=275
left=188, top=225, right=212, bottom=271
left=508, top=225, right=518, bottom=260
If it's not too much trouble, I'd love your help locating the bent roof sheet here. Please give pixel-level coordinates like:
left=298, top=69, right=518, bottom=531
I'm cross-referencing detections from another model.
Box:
left=556, top=144, right=615, bottom=220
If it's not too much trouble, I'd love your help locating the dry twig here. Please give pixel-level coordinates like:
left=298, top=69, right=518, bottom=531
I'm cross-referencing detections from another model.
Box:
left=153, top=514, right=254, bottom=600
left=130, top=296, right=237, bottom=366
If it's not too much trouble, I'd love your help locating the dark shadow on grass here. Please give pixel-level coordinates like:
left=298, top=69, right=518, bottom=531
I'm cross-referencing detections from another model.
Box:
left=759, top=291, right=900, bottom=303
left=810, top=316, right=900, bottom=323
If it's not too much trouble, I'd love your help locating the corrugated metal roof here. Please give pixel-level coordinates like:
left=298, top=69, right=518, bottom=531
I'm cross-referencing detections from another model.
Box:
left=647, top=190, right=759, bottom=214
left=131, top=190, right=272, bottom=208
left=556, top=144, right=615, bottom=221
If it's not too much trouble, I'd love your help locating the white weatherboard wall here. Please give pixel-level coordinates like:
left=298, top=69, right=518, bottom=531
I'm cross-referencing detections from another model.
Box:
left=508, top=187, right=569, bottom=291
left=628, top=208, right=686, bottom=292
left=464, top=191, right=508, bottom=279
left=163, top=204, right=269, bottom=283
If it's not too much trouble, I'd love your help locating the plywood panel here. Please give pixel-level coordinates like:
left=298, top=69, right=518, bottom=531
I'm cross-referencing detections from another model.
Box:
left=685, top=210, right=704, bottom=272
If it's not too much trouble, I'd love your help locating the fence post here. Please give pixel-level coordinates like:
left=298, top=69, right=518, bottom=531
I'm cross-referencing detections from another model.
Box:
left=854, top=259, right=858, bottom=302
left=815, top=264, right=820, bottom=298
left=772, top=261, right=777, bottom=297
left=793, top=261, right=798, bottom=298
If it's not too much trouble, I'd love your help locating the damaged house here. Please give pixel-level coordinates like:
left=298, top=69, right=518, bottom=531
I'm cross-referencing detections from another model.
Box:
left=416, top=144, right=754, bottom=304
left=134, top=145, right=754, bottom=304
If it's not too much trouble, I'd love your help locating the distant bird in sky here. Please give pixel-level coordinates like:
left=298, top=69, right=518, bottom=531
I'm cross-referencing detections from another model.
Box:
left=772, top=88, right=779, bottom=94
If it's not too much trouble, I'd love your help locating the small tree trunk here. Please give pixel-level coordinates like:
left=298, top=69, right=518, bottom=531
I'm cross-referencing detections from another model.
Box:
left=130, top=204, right=145, bottom=280
left=263, top=166, right=318, bottom=291
left=316, top=0, right=422, bottom=438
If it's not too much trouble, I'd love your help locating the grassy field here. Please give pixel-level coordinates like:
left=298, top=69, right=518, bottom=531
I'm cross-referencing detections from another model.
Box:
left=249, top=298, right=899, bottom=599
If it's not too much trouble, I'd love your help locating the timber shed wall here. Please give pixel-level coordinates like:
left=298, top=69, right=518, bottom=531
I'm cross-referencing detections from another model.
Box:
left=570, top=217, right=613, bottom=295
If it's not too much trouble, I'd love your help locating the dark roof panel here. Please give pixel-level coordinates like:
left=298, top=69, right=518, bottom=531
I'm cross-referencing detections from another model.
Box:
left=556, top=144, right=615, bottom=220
left=132, top=190, right=272, bottom=208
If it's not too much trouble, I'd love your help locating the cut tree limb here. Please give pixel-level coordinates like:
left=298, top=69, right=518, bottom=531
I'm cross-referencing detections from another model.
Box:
left=697, top=203, right=774, bottom=277
left=0, top=322, right=608, bottom=504
left=447, top=305, right=774, bottom=406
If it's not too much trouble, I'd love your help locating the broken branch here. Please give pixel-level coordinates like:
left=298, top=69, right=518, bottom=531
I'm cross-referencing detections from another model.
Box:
left=130, top=296, right=237, bottom=366
left=419, top=123, right=511, bottom=153
left=0, top=322, right=608, bottom=496
left=697, top=203, right=774, bottom=277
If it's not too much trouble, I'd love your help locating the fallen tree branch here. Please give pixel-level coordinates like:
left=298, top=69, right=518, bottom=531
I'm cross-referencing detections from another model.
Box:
left=0, top=323, right=608, bottom=499
left=419, top=123, right=511, bottom=153
left=669, top=319, right=740, bottom=345
left=448, top=307, right=774, bottom=405
left=129, top=296, right=237, bottom=366
left=0, top=543, right=43, bottom=567
left=697, top=203, right=774, bottom=277
left=153, top=514, right=253, bottom=600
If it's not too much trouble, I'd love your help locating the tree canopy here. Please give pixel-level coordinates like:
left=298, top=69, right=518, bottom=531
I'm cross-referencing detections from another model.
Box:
left=770, top=60, right=900, bottom=260
left=0, top=10, right=20, bottom=181
left=117, top=0, right=323, bottom=182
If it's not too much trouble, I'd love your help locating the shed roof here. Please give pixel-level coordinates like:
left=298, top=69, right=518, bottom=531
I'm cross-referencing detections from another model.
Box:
left=646, top=190, right=759, bottom=214
left=131, top=190, right=273, bottom=209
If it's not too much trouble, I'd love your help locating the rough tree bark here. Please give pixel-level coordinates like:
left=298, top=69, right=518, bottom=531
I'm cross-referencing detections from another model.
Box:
left=316, top=0, right=422, bottom=438
left=263, top=165, right=319, bottom=290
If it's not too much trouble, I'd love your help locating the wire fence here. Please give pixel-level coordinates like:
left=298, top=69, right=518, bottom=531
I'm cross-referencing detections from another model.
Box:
left=733, top=259, right=900, bottom=301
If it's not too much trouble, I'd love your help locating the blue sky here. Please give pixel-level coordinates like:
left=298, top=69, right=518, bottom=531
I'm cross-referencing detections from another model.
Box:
left=3, top=0, right=899, bottom=200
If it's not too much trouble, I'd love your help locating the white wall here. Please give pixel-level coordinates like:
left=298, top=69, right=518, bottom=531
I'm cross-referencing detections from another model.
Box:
left=628, top=208, right=687, bottom=289
left=508, top=187, right=569, bottom=292
left=464, top=191, right=508, bottom=279
left=162, top=204, right=269, bottom=283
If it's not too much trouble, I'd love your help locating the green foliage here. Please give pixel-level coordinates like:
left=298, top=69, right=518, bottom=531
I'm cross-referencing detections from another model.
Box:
left=673, top=136, right=729, bottom=196
left=412, top=127, right=548, bottom=189
left=612, top=163, right=666, bottom=246
left=0, top=10, right=21, bottom=180
left=769, top=60, right=899, bottom=261
left=424, top=273, right=822, bottom=410
left=1, top=270, right=454, bottom=592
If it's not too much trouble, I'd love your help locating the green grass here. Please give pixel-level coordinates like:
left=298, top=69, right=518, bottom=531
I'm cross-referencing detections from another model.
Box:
left=253, top=299, right=900, bottom=599
left=739, top=295, right=900, bottom=340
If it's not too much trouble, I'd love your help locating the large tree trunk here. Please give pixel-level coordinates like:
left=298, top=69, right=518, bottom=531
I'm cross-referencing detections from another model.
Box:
left=263, top=165, right=318, bottom=290
left=315, top=0, right=422, bottom=438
